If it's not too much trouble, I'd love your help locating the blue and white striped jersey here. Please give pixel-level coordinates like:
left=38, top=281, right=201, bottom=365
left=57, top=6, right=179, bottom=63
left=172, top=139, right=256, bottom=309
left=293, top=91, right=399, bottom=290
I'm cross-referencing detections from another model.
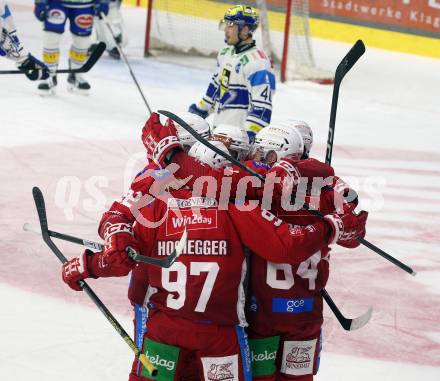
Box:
left=197, top=41, right=276, bottom=136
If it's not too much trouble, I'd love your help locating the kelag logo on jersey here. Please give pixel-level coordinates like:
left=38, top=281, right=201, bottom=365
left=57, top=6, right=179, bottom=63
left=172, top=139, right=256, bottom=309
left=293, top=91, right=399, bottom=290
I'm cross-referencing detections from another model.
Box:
left=166, top=208, right=218, bottom=236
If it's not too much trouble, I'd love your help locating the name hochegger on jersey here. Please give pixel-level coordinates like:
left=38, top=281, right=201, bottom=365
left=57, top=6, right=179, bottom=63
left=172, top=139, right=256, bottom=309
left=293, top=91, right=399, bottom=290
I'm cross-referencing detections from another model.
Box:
left=157, top=240, right=229, bottom=256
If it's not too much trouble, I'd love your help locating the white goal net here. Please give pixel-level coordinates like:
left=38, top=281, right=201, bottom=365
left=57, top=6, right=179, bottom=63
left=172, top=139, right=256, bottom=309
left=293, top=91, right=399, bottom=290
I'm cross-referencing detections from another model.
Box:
left=144, top=0, right=333, bottom=83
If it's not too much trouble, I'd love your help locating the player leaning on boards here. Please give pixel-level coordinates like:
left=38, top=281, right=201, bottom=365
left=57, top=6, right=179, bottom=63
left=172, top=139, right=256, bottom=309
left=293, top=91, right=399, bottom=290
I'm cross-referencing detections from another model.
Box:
left=189, top=5, right=275, bottom=141
left=33, top=0, right=109, bottom=94
left=0, top=0, right=49, bottom=80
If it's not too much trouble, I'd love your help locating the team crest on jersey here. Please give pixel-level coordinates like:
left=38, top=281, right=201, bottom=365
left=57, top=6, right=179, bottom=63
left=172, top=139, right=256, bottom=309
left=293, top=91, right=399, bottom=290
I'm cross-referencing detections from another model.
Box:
left=75, top=14, right=93, bottom=29
left=202, top=355, right=239, bottom=381
left=220, top=68, right=231, bottom=97
left=47, top=9, right=66, bottom=24
left=235, top=62, right=241, bottom=74
left=281, top=339, right=317, bottom=376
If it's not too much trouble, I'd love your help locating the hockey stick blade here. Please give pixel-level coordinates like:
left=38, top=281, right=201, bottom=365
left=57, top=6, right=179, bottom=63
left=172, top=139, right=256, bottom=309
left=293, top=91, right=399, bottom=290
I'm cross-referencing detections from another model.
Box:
left=0, top=42, right=105, bottom=76
left=31, top=187, right=157, bottom=376
left=126, top=228, right=187, bottom=268
left=66, top=41, right=106, bottom=73
left=321, top=289, right=372, bottom=331
left=335, top=40, right=365, bottom=83
left=326, top=40, right=365, bottom=165
left=32, top=186, right=68, bottom=264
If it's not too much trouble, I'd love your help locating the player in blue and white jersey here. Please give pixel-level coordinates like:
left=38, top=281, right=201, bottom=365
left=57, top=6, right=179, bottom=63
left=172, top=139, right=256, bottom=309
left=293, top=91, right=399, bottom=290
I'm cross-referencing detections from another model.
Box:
left=0, top=0, right=49, bottom=80
left=33, top=0, right=109, bottom=94
left=189, top=5, right=276, bottom=142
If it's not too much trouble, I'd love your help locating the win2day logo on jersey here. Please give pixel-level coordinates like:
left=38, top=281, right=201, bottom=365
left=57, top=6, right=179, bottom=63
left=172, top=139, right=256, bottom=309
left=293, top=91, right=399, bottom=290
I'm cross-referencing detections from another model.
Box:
left=166, top=198, right=218, bottom=236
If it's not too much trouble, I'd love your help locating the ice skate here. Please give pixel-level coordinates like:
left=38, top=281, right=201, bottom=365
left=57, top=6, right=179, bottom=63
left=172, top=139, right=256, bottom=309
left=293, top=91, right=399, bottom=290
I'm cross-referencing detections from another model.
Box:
left=108, top=46, right=120, bottom=60
left=67, top=72, right=90, bottom=95
left=37, top=75, right=57, bottom=96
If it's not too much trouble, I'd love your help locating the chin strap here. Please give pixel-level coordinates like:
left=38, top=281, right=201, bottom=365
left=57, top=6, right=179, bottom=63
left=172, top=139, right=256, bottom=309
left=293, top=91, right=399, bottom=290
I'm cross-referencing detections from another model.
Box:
left=234, top=39, right=255, bottom=54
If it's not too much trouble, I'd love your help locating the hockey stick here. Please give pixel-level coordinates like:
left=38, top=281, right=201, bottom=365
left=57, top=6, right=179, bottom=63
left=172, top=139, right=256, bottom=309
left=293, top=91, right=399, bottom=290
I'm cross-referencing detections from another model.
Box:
left=23, top=222, right=103, bottom=251
left=23, top=220, right=185, bottom=268
left=321, top=289, right=372, bottom=331
left=325, top=40, right=365, bottom=166
left=158, top=110, right=372, bottom=331
left=321, top=40, right=416, bottom=276
left=31, top=187, right=157, bottom=376
left=100, top=12, right=152, bottom=115
left=0, top=42, right=106, bottom=75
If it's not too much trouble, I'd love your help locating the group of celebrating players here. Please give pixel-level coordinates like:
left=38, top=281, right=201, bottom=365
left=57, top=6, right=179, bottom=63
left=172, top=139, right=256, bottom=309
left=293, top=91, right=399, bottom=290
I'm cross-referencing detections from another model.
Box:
left=61, top=4, right=369, bottom=381
left=62, top=110, right=368, bottom=381
left=2, top=2, right=370, bottom=381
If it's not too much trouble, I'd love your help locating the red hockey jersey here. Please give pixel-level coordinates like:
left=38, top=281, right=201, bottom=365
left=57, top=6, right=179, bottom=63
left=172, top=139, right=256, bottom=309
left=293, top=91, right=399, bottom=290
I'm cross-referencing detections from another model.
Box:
left=247, top=158, right=338, bottom=329
left=131, top=188, right=332, bottom=327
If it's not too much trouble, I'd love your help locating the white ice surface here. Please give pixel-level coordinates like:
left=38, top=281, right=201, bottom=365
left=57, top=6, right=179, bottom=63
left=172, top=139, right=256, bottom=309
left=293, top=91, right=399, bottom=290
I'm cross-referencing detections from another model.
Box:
left=1, top=1, right=440, bottom=380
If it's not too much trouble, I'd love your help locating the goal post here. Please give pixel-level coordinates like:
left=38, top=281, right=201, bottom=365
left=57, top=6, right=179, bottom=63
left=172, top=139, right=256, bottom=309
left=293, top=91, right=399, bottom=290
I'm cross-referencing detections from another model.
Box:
left=142, top=0, right=333, bottom=84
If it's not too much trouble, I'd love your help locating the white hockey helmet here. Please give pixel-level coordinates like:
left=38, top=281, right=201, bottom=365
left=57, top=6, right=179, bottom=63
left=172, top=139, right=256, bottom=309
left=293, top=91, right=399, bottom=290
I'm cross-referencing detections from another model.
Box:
left=254, top=124, right=304, bottom=165
left=212, top=124, right=250, bottom=161
left=167, top=112, right=211, bottom=151
left=188, top=140, right=230, bottom=169
left=279, top=120, right=313, bottom=158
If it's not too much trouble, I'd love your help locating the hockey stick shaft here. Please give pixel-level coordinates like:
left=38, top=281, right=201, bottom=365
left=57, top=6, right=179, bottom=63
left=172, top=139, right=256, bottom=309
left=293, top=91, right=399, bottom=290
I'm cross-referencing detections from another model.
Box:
left=100, top=13, right=152, bottom=115
left=31, top=187, right=157, bottom=376
left=23, top=221, right=180, bottom=268
left=0, top=42, right=106, bottom=75
left=357, top=237, right=416, bottom=275
left=23, top=222, right=103, bottom=250
left=325, top=40, right=365, bottom=165
left=321, top=41, right=416, bottom=276
left=158, top=111, right=265, bottom=181
left=306, top=208, right=415, bottom=275
left=158, top=110, right=371, bottom=331
left=161, top=109, right=415, bottom=273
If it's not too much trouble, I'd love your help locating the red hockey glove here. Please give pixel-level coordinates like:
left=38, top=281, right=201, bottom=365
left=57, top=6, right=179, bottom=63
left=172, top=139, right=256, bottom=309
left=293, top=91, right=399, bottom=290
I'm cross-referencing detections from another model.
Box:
left=141, top=112, right=182, bottom=167
left=332, top=175, right=359, bottom=206
left=324, top=203, right=368, bottom=248
left=62, top=250, right=94, bottom=291
left=267, top=158, right=301, bottom=199
left=101, top=221, right=138, bottom=276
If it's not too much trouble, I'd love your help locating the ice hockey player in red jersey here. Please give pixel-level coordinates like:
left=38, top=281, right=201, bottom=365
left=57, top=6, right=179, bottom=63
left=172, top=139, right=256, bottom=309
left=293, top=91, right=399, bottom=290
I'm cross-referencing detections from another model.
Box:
left=160, top=118, right=365, bottom=381
left=247, top=120, right=364, bottom=381
left=95, top=111, right=211, bottom=380
left=61, top=115, right=367, bottom=381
